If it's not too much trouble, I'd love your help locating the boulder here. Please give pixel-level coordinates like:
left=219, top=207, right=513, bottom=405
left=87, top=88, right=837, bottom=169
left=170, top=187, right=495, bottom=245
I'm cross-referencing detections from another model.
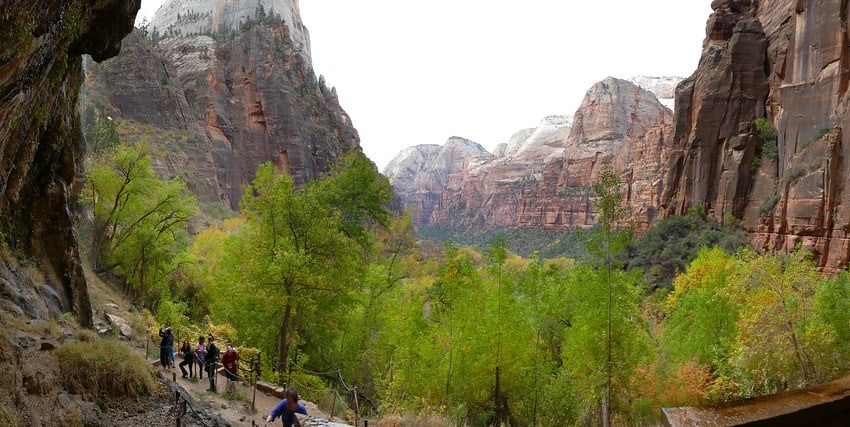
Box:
left=104, top=313, right=133, bottom=337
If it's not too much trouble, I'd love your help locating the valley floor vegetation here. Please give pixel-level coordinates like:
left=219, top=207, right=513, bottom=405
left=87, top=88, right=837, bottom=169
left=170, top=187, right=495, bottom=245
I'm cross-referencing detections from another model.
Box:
left=78, top=134, right=850, bottom=425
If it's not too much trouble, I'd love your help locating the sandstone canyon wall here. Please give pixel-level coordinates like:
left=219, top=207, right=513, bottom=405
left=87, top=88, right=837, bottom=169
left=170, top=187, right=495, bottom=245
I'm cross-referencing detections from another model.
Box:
left=387, top=77, right=675, bottom=230
left=392, top=0, right=850, bottom=271
left=0, top=1, right=140, bottom=326
left=665, top=0, right=850, bottom=270
left=85, top=0, right=360, bottom=211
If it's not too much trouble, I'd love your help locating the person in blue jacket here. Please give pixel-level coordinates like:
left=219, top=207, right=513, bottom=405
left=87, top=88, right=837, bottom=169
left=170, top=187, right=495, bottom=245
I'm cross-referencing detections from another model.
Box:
left=266, top=387, right=307, bottom=426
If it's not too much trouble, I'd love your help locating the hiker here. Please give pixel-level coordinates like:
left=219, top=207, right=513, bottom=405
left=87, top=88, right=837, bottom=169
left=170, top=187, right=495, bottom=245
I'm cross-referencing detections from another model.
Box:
left=195, top=335, right=207, bottom=379
left=178, top=340, right=195, bottom=378
left=266, top=387, right=307, bottom=427
left=205, top=335, right=220, bottom=392
left=222, top=345, right=239, bottom=381
left=158, top=327, right=174, bottom=369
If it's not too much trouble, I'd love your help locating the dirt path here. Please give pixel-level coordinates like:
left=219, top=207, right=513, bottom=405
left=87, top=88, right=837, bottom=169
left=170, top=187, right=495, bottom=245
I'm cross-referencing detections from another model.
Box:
left=157, top=363, right=351, bottom=427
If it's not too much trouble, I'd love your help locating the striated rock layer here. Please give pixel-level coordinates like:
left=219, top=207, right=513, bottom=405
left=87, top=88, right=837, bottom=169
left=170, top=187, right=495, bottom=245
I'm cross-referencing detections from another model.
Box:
left=392, top=1, right=850, bottom=271
left=664, top=0, right=850, bottom=271
left=0, top=1, right=140, bottom=326
left=86, top=9, right=359, bottom=210
left=387, top=77, right=674, bottom=230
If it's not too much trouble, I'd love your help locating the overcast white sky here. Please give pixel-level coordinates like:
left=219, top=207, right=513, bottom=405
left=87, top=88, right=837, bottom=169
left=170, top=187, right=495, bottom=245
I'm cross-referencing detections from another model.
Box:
left=137, top=1, right=713, bottom=170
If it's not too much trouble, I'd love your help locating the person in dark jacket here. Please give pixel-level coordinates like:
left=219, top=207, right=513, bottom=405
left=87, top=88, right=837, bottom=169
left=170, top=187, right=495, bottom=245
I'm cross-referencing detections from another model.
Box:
left=205, top=335, right=220, bottom=392
left=178, top=340, right=195, bottom=378
left=267, top=387, right=308, bottom=427
left=158, top=327, right=174, bottom=369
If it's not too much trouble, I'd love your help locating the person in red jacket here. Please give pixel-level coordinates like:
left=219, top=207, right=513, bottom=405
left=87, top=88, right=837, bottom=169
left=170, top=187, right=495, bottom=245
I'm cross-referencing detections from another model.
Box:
left=222, top=345, right=239, bottom=381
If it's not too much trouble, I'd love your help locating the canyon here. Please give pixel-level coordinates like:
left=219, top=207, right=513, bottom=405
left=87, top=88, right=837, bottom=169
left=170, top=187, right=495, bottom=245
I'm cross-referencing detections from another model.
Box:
left=388, top=0, right=850, bottom=272
left=386, top=76, right=678, bottom=231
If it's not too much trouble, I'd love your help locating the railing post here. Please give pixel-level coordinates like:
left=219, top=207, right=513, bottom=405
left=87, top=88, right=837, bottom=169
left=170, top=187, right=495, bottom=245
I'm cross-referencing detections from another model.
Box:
left=287, top=359, right=293, bottom=386
left=251, top=359, right=258, bottom=411
left=353, top=386, right=359, bottom=427
left=175, top=391, right=181, bottom=427
left=330, top=387, right=337, bottom=420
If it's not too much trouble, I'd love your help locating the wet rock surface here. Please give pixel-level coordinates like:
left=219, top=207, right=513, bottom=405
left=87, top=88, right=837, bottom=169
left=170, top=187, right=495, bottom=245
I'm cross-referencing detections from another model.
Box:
left=0, top=0, right=141, bottom=327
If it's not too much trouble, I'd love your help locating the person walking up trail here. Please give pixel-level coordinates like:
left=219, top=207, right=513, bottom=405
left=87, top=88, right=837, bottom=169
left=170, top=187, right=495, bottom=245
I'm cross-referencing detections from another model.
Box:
left=195, top=336, right=207, bottom=379
left=222, top=345, right=239, bottom=382
left=158, top=327, right=174, bottom=369
left=178, top=340, right=195, bottom=378
left=205, top=335, right=220, bottom=392
left=266, top=387, right=307, bottom=427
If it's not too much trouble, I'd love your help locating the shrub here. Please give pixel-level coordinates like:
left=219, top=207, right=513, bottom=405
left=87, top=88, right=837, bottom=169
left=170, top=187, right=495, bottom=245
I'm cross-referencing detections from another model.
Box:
left=755, top=118, right=777, bottom=143
left=762, top=140, right=779, bottom=161
left=75, top=329, right=98, bottom=342
left=784, top=166, right=807, bottom=183
left=57, top=339, right=157, bottom=400
left=755, top=118, right=779, bottom=160
left=375, top=413, right=453, bottom=427
left=627, top=213, right=748, bottom=290
left=758, top=194, right=781, bottom=217
left=749, top=156, right=761, bottom=173
left=799, top=127, right=832, bottom=151
left=0, top=403, right=14, bottom=426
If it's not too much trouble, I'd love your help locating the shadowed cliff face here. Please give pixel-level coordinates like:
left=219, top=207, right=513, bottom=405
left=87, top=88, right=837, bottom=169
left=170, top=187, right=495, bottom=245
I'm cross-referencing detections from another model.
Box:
left=0, top=1, right=140, bottom=327
left=667, top=0, right=850, bottom=270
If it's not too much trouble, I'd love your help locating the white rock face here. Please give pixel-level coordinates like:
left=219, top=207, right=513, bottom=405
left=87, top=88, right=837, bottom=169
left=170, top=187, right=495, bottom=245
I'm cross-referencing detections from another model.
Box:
left=384, top=138, right=491, bottom=187
left=384, top=145, right=443, bottom=184
left=383, top=138, right=491, bottom=222
left=492, top=143, right=508, bottom=157
left=629, top=75, right=684, bottom=110
left=157, top=35, right=218, bottom=76
left=150, top=0, right=311, bottom=63
left=386, top=77, right=674, bottom=229
left=566, top=77, right=671, bottom=159
left=505, top=115, right=572, bottom=162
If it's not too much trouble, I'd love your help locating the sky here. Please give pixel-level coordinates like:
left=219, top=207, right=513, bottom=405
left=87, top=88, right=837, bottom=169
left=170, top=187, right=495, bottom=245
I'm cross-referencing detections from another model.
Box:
left=137, top=1, right=713, bottom=170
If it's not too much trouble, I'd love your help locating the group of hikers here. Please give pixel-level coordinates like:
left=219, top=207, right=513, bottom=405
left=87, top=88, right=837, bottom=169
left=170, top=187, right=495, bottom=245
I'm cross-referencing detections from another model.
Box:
left=158, top=327, right=240, bottom=391
left=159, top=327, right=309, bottom=426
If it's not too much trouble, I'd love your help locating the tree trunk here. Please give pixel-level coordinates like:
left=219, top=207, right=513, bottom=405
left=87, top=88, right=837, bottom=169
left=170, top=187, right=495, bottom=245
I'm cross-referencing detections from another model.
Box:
left=278, top=302, right=293, bottom=385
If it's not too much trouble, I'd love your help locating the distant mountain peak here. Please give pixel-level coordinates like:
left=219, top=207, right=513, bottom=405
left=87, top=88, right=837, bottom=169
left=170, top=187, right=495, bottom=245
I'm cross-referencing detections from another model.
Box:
left=150, top=0, right=311, bottom=62
left=628, top=75, right=684, bottom=110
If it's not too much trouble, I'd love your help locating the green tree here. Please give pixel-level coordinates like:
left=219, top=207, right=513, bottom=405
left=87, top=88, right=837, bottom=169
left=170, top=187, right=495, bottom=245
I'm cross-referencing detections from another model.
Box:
left=627, top=211, right=748, bottom=290
left=730, top=250, right=822, bottom=393
left=660, top=248, right=850, bottom=404
left=662, top=247, right=740, bottom=367
left=213, top=152, right=392, bottom=381
left=588, top=165, right=631, bottom=427
left=82, top=144, right=197, bottom=305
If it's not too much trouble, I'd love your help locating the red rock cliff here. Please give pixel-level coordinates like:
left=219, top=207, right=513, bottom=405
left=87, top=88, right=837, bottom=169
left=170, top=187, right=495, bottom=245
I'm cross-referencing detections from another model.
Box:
left=387, top=77, right=674, bottom=230
left=85, top=14, right=360, bottom=211
left=666, top=0, right=850, bottom=270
